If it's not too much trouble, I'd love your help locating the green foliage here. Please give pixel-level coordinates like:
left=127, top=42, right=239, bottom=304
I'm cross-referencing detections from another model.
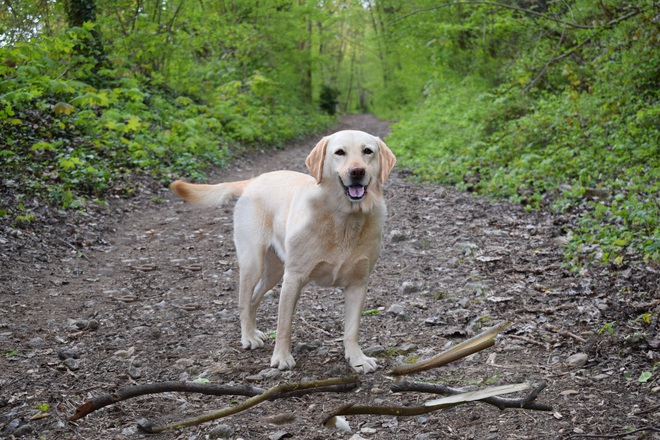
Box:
left=0, top=6, right=332, bottom=217
left=382, top=0, right=660, bottom=267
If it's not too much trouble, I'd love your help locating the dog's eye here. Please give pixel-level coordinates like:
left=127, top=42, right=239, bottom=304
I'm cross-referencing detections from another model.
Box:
left=335, top=149, right=346, bottom=156
left=363, top=148, right=374, bottom=155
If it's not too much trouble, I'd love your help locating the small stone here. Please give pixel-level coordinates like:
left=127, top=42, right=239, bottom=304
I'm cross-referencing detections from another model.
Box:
left=208, top=424, right=235, bottom=439
left=246, top=374, right=264, bottom=382
left=63, top=358, right=80, bottom=371
left=294, top=339, right=322, bottom=353
left=57, top=348, right=79, bottom=360
left=386, top=304, right=407, bottom=320
left=28, top=337, right=46, bottom=348
left=414, top=434, right=433, bottom=440
left=121, top=426, right=138, bottom=436
left=127, top=366, right=141, bottom=379
left=216, top=308, right=232, bottom=320
left=361, top=427, right=377, bottom=435
left=388, top=229, right=408, bottom=242
left=424, top=316, right=445, bottom=326
left=11, top=424, right=33, bottom=437
left=68, top=318, right=89, bottom=330
left=398, top=343, right=417, bottom=354
left=362, top=345, right=386, bottom=357
left=566, top=353, right=588, bottom=368
left=401, top=282, right=420, bottom=294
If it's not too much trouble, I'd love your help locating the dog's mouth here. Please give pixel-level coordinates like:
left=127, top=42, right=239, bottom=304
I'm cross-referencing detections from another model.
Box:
left=340, top=177, right=368, bottom=201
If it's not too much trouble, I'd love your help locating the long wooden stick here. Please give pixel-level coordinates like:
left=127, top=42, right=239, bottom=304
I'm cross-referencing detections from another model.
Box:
left=390, top=321, right=511, bottom=376
left=143, top=376, right=358, bottom=433
left=71, top=378, right=358, bottom=423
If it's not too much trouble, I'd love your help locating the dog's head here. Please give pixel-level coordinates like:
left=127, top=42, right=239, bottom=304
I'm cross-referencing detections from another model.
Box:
left=306, top=130, right=396, bottom=212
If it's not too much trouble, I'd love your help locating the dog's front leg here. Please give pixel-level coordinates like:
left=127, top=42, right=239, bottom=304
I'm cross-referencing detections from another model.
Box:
left=343, top=283, right=378, bottom=373
left=270, top=273, right=303, bottom=370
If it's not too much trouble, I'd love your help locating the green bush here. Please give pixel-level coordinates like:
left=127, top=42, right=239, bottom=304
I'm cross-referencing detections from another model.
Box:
left=386, top=1, right=660, bottom=267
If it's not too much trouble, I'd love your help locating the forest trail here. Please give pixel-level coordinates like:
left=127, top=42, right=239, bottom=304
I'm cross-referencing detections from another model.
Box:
left=1, top=115, right=657, bottom=439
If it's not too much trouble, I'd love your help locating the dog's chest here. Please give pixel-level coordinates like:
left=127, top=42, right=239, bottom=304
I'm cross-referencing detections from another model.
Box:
left=306, top=215, right=381, bottom=287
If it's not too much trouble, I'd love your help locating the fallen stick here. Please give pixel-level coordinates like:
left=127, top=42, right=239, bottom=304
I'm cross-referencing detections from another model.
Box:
left=391, top=380, right=552, bottom=411
left=144, top=376, right=358, bottom=433
left=390, top=321, right=511, bottom=376
left=323, top=380, right=551, bottom=425
left=70, top=377, right=358, bottom=423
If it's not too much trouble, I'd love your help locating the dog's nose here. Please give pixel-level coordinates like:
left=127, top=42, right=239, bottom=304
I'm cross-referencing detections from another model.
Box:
left=349, top=167, right=366, bottom=180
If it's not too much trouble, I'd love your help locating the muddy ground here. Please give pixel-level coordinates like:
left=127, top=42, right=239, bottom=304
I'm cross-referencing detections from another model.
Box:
left=1, top=115, right=658, bottom=440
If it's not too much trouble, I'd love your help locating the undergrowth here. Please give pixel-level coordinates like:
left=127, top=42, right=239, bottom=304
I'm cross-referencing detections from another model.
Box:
left=0, top=27, right=332, bottom=218
left=387, top=2, right=660, bottom=270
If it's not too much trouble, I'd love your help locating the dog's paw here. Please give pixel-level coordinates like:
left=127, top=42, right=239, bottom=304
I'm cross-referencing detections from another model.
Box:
left=270, top=351, right=296, bottom=370
left=241, top=330, right=267, bottom=350
left=347, top=353, right=378, bottom=374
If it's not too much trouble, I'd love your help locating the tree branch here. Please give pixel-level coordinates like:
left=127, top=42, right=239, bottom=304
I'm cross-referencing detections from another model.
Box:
left=323, top=380, right=551, bottom=425
left=391, top=380, right=552, bottom=411
left=144, top=376, right=358, bottom=433
left=390, top=321, right=511, bottom=376
left=70, top=377, right=358, bottom=423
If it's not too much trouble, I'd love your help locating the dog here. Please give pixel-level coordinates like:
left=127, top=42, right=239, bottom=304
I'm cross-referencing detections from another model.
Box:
left=170, top=130, right=396, bottom=373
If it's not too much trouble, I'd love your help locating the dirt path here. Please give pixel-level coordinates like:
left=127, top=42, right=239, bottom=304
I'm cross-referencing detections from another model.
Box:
left=1, top=115, right=658, bottom=439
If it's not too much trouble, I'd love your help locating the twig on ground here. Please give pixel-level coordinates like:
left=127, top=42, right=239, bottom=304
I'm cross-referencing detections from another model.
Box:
left=70, top=377, right=358, bottom=423
left=391, top=380, right=552, bottom=411
left=544, top=324, right=587, bottom=344
left=138, top=376, right=358, bottom=433
left=390, top=321, right=511, bottom=376
left=323, top=380, right=551, bottom=424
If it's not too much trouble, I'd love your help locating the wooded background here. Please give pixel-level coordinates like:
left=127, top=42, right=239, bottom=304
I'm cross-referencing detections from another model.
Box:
left=1, top=0, right=658, bottom=269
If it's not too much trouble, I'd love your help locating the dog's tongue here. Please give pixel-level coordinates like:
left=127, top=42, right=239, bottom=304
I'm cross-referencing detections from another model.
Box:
left=348, top=185, right=365, bottom=199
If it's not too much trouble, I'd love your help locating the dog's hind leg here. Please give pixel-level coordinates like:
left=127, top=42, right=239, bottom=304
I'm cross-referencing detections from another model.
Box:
left=238, top=244, right=284, bottom=349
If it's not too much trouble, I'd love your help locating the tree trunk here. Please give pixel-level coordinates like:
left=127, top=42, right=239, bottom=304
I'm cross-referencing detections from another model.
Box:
left=65, top=0, right=107, bottom=80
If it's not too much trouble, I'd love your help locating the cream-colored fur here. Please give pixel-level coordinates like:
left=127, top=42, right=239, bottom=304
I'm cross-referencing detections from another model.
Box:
left=171, top=130, right=396, bottom=373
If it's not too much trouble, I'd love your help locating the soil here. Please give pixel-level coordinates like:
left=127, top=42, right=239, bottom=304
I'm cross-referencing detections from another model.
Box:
left=1, top=114, right=658, bottom=440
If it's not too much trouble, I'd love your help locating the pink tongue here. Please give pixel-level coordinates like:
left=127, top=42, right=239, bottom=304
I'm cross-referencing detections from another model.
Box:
left=348, top=185, right=365, bottom=198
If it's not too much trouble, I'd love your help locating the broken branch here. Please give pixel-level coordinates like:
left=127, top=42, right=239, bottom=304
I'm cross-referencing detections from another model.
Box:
left=71, top=377, right=358, bottom=423
left=323, top=380, right=551, bottom=425
left=391, top=380, right=552, bottom=411
left=390, top=321, right=511, bottom=376
left=142, top=376, right=358, bottom=433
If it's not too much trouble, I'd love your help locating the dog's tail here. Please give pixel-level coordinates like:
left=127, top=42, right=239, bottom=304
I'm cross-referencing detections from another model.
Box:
left=170, top=179, right=253, bottom=207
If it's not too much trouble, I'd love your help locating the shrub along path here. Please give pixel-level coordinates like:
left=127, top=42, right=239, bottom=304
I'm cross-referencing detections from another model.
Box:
left=1, top=115, right=658, bottom=439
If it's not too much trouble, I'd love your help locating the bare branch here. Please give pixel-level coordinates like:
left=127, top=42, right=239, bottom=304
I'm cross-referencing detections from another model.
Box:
left=390, top=321, right=511, bottom=376
left=70, top=381, right=264, bottom=421
left=323, top=380, right=552, bottom=424
left=391, top=380, right=552, bottom=411
left=70, top=377, right=358, bottom=423
left=141, top=376, right=358, bottom=433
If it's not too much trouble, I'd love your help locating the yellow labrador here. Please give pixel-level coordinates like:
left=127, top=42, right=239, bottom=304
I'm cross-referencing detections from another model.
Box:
left=171, top=130, right=396, bottom=373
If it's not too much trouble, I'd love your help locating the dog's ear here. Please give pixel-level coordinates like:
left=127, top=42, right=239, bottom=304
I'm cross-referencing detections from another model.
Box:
left=306, top=136, right=329, bottom=184
left=377, top=138, right=397, bottom=184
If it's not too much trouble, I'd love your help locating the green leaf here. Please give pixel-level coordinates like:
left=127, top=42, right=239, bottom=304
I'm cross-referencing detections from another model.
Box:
left=638, top=371, right=652, bottom=383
